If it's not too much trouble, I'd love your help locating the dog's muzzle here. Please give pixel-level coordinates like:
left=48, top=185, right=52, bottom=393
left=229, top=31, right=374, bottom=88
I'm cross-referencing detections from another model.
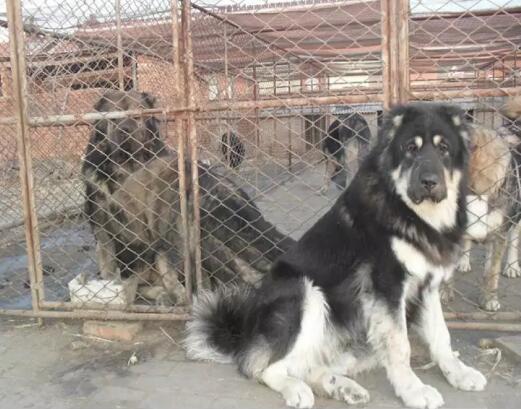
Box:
left=407, top=161, right=447, bottom=204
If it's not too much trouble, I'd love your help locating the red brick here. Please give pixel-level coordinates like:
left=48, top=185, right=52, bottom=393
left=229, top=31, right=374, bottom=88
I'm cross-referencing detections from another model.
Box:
left=83, top=320, right=143, bottom=342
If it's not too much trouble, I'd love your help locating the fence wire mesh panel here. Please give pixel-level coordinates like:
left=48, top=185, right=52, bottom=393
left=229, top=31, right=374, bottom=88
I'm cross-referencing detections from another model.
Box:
left=408, top=0, right=521, bottom=320
left=0, top=0, right=193, bottom=319
left=0, top=0, right=520, bottom=325
left=190, top=0, right=383, bottom=288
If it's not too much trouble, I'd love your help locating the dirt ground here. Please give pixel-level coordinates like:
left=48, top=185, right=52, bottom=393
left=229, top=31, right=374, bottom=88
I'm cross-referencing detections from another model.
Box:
left=0, top=316, right=519, bottom=409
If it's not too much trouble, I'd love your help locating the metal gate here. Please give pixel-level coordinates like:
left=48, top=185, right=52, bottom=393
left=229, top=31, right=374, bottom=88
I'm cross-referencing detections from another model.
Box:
left=0, top=0, right=520, bottom=331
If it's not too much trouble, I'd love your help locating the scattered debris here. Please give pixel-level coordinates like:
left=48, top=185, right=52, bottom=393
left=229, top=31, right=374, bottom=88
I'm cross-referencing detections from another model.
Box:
left=414, top=351, right=460, bottom=371
left=67, top=332, right=114, bottom=343
left=127, top=352, right=139, bottom=366
left=71, top=340, right=90, bottom=350
left=159, top=326, right=181, bottom=347
left=13, top=322, right=40, bottom=329
left=480, top=347, right=502, bottom=375
left=479, top=338, right=495, bottom=349
left=494, top=335, right=521, bottom=365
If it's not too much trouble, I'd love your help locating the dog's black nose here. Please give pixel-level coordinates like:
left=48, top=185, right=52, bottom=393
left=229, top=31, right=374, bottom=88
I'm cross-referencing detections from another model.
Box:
left=421, top=174, right=439, bottom=191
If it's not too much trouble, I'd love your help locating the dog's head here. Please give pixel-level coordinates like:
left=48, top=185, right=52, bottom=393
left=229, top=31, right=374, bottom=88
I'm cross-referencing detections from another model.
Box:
left=93, top=90, right=162, bottom=155
left=380, top=103, right=469, bottom=217
left=502, top=96, right=521, bottom=140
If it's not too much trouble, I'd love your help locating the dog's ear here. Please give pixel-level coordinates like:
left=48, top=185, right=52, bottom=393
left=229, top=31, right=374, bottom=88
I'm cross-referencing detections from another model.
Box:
left=440, top=105, right=470, bottom=143
left=141, top=92, right=157, bottom=108
left=440, top=105, right=465, bottom=127
left=380, top=105, right=410, bottom=139
left=93, top=91, right=113, bottom=112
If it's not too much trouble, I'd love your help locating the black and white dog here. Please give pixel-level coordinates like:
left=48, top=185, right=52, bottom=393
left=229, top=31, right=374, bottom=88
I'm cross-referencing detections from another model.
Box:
left=185, top=104, right=486, bottom=409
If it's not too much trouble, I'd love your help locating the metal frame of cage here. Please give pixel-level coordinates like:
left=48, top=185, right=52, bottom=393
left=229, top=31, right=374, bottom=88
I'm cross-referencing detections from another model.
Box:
left=0, top=0, right=520, bottom=331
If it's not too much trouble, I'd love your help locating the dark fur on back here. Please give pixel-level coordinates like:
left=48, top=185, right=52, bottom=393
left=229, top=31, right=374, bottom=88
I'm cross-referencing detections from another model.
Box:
left=221, top=132, right=245, bottom=168
left=82, top=91, right=294, bottom=294
left=108, top=156, right=295, bottom=285
left=322, top=112, right=372, bottom=189
left=186, top=103, right=470, bottom=373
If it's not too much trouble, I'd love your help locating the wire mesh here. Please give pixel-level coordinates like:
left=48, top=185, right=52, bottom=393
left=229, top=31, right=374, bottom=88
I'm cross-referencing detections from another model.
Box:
left=0, top=0, right=519, bottom=324
left=408, top=0, right=521, bottom=318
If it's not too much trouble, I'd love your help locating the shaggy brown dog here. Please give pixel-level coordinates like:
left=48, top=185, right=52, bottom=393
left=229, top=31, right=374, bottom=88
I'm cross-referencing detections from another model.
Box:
left=444, top=97, right=521, bottom=311
left=82, top=90, right=294, bottom=305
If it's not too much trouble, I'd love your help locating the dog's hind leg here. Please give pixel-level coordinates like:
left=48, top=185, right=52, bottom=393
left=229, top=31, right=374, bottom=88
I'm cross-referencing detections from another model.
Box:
left=320, top=156, right=330, bottom=194
left=414, top=287, right=487, bottom=392
left=457, top=239, right=472, bottom=273
left=94, top=230, right=118, bottom=280
left=503, top=223, right=521, bottom=278
left=481, top=233, right=507, bottom=311
left=305, top=367, right=370, bottom=405
left=261, top=363, right=315, bottom=409
left=156, top=251, right=186, bottom=305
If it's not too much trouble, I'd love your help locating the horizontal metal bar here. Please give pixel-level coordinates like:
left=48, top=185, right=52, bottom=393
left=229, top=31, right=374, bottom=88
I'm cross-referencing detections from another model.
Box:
left=0, top=117, right=17, bottom=125
left=204, top=93, right=384, bottom=111
left=411, top=86, right=520, bottom=100
left=444, top=311, right=521, bottom=321
left=0, top=307, right=189, bottom=321
left=41, top=300, right=189, bottom=315
left=25, top=107, right=190, bottom=127
left=3, top=87, right=516, bottom=129
left=2, top=307, right=519, bottom=328
left=446, top=321, right=521, bottom=332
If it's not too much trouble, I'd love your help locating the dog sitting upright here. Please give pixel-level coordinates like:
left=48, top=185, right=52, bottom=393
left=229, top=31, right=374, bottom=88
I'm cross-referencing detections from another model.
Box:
left=186, top=103, right=486, bottom=409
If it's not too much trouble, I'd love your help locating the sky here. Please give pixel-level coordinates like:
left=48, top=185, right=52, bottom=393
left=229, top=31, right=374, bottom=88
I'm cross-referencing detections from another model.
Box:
left=0, top=0, right=520, bottom=41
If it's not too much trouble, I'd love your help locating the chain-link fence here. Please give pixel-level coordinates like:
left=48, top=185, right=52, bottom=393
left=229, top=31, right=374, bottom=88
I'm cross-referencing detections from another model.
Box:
left=0, top=0, right=520, bottom=329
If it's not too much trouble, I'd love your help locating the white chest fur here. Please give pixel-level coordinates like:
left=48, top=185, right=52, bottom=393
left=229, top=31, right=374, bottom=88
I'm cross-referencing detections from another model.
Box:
left=465, top=195, right=504, bottom=241
left=391, top=237, right=453, bottom=288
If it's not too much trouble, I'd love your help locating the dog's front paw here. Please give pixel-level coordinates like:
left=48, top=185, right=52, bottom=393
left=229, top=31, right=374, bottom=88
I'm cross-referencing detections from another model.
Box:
left=282, top=381, right=315, bottom=409
left=439, top=284, right=454, bottom=305
left=443, top=364, right=487, bottom=391
left=503, top=263, right=521, bottom=278
left=399, top=384, right=444, bottom=409
left=480, top=295, right=500, bottom=312
left=457, top=255, right=471, bottom=272
left=329, top=376, right=370, bottom=405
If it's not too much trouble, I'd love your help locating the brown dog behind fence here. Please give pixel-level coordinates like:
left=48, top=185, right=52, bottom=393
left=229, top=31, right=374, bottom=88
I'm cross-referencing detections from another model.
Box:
left=82, top=90, right=294, bottom=307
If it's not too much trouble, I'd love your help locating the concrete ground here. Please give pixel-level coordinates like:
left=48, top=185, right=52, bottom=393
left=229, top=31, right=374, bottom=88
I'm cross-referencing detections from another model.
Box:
left=0, top=317, right=519, bottom=409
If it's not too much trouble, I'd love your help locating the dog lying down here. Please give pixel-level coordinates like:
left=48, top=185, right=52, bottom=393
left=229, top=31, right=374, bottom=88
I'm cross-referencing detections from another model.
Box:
left=185, top=103, right=486, bottom=409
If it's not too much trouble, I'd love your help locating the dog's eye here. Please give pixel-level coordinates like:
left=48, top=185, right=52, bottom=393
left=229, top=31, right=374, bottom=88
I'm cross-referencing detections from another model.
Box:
left=438, top=142, right=449, bottom=154
left=405, top=143, right=418, bottom=154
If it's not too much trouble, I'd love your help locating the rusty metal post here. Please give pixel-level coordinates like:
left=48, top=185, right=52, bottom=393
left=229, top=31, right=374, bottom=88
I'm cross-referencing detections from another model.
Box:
left=171, top=0, right=193, bottom=301
left=380, top=0, right=392, bottom=109
left=288, top=116, right=293, bottom=171
left=397, top=0, right=410, bottom=103
left=182, top=0, right=203, bottom=291
left=381, top=0, right=410, bottom=108
left=253, top=61, right=260, bottom=148
left=6, top=0, right=45, bottom=311
left=224, top=24, right=232, bottom=163
left=115, top=0, right=125, bottom=90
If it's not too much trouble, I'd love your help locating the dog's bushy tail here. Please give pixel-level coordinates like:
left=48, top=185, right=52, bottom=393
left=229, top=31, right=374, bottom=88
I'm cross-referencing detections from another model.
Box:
left=184, top=285, right=254, bottom=363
